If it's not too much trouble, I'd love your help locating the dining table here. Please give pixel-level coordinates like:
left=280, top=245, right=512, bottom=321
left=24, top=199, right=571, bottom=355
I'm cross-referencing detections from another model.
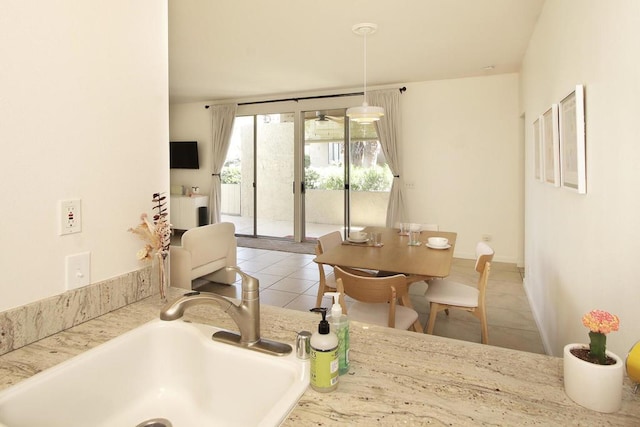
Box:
left=313, top=226, right=457, bottom=333
left=314, top=226, right=457, bottom=278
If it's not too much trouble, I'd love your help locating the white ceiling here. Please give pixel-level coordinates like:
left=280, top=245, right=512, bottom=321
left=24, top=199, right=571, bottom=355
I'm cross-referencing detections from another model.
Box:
left=168, top=0, right=545, bottom=104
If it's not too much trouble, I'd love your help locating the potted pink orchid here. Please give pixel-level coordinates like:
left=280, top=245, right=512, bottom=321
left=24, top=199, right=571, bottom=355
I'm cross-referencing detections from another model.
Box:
left=563, top=309, right=623, bottom=413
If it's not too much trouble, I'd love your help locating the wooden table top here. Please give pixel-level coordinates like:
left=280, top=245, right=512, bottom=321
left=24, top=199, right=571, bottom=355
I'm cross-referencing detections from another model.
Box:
left=314, top=226, right=457, bottom=278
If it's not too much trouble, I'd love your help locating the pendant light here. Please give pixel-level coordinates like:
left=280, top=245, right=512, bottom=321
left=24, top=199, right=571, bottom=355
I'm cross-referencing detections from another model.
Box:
left=347, top=23, right=384, bottom=124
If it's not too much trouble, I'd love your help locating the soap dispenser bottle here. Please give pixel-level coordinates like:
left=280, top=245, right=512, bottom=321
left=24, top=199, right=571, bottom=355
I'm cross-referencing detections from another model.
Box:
left=309, top=307, right=339, bottom=392
left=325, top=292, right=350, bottom=375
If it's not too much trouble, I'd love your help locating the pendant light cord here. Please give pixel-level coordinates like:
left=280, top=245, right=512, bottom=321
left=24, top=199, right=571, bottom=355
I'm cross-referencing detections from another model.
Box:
left=363, top=30, right=368, bottom=105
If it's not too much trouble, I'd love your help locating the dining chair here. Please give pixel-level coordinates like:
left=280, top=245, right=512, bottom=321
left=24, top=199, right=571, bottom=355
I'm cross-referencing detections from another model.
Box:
left=424, top=242, right=495, bottom=344
left=420, top=224, right=439, bottom=231
left=334, top=266, right=420, bottom=331
left=314, top=231, right=375, bottom=307
left=393, top=222, right=439, bottom=231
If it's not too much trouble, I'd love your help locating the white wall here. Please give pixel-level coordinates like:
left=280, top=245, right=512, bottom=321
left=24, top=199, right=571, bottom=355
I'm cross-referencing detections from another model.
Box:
left=170, top=73, right=523, bottom=264
left=168, top=104, right=213, bottom=194
left=0, top=1, right=169, bottom=312
left=521, top=0, right=640, bottom=357
left=402, top=74, right=522, bottom=263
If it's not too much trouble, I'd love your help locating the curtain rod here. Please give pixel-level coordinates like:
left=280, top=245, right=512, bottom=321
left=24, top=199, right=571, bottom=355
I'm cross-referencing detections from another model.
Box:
left=205, top=86, right=406, bottom=108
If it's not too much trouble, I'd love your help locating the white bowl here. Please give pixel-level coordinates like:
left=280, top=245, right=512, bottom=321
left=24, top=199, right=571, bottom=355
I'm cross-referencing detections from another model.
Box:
left=427, top=237, right=448, bottom=247
left=349, top=231, right=367, bottom=241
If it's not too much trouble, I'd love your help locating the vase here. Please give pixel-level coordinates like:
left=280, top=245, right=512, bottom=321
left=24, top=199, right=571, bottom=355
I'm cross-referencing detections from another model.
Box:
left=563, top=343, right=623, bottom=413
left=152, top=253, right=169, bottom=302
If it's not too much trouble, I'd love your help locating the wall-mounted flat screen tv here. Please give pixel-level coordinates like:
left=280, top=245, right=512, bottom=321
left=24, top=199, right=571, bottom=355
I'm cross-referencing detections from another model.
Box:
left=170, top=141, right=199, bottom=169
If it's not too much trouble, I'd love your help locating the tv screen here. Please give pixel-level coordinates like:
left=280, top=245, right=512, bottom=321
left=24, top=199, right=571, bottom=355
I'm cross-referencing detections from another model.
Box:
left=170, top=141, right=199, bottom=169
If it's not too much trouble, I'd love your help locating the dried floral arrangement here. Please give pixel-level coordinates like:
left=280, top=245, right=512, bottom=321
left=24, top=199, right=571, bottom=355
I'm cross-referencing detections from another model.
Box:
left=129, top=193, right=171, bottom=299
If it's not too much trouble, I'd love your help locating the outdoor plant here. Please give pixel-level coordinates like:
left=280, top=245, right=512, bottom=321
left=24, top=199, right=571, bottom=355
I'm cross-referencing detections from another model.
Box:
left=580, top=309, right=620, bottom=364
left=323, top=173, right=345, bottom=190
left=304, top=168, right=321, bottom=189
left=352, top=166, right=392, bottom=191
left=304, top=165, right=391, bottom=192
left=221, top=166, right=241, bottom=184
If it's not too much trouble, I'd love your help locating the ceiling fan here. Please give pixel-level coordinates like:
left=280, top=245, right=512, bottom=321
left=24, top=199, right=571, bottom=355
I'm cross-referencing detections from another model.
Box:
left=305, top=111, right=344, bottom=123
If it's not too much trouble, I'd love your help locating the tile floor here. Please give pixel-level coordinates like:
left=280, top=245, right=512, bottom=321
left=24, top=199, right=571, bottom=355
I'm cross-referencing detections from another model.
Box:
left=193, top=246, right=546, bottom=355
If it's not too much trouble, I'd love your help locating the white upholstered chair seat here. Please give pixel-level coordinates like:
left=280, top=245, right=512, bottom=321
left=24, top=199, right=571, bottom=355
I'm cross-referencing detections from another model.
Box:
left=425, top=280, right=479, bottom=308
left=349, top=302, right=419, bottom=330
left=424, top=241, right=494, bottom=344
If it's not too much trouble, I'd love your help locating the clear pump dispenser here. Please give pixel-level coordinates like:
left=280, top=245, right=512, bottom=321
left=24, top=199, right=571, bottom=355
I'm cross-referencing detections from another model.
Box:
left=325, top=292, right=350, bottom=375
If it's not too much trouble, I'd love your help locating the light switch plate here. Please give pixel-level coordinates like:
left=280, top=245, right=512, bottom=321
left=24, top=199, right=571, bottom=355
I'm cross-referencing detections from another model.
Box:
left=66, top=252, right=91, bottom=290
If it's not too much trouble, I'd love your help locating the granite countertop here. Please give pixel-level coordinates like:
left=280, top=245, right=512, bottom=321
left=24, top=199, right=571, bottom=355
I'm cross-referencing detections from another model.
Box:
left=1, top=288, right=639, bottom=426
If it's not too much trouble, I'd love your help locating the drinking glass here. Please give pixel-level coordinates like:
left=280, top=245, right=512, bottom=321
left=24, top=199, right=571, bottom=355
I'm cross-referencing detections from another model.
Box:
left=399, top=223, right=409, bottom=236
left=408, top=229, right=421, bottom=246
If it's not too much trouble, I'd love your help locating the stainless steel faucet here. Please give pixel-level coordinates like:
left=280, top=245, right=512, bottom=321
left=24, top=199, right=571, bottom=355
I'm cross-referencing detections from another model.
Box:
left=160, top=266, right=292, bottom=356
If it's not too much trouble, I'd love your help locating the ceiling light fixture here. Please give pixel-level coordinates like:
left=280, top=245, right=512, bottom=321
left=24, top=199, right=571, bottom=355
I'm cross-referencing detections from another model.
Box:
left=346, top=23, right=384, bottom=124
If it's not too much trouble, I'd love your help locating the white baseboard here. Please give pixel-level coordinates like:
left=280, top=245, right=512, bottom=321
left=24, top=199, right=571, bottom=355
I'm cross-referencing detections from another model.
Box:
left=522, top=277, right=553, bottom=356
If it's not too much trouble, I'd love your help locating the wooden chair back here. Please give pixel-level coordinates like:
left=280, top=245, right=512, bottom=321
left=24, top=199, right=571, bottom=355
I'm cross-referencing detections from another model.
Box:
left=334, top=266, right=408, bottom=328
left=474, top=242, right=494, bottom=318
left=475, top=241, right=495, bottom=275
left=318, top=231, right=342, bottom=252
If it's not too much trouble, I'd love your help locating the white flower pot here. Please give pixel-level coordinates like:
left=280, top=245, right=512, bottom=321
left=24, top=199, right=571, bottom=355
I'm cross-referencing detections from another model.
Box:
left=563, top=343, right=623, bottom=413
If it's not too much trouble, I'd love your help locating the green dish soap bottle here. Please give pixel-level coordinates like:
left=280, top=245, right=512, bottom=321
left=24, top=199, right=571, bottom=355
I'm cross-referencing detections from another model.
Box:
left=326, top=292, right=350, bottom=375
left=309, top=307, right=339, bottom=392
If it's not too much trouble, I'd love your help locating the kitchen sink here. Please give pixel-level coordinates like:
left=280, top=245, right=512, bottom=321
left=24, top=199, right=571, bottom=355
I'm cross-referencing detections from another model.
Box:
left=0, top=319, right=309, bottom=427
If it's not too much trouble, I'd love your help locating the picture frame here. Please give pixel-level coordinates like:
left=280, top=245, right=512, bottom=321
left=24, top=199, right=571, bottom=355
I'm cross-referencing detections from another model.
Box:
left=541, top=104, right=560, bottom=187
left=533, top=117, right=542, bottom=181
left=559, top=85, right=586, bottom=193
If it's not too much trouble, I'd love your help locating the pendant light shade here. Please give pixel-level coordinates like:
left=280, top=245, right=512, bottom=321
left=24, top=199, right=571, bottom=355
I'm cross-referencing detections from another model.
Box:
left=347, top=23, right=384, bottom=124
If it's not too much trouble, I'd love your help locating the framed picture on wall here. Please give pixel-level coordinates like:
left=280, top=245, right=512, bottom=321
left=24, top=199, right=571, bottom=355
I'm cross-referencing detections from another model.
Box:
left=533, top=117, right=543, bottom=181
left=541, top=104, right=560, bottom=186
left=559, top=85, right=586, bottom=193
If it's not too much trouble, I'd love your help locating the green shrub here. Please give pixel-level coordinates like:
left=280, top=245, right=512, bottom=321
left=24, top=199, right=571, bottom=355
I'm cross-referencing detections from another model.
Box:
left=304, top=168, right=321, bottom=189
left=306, top=165, right=391, bottom=191
left=323, top=174, right=345, bottom=190
left=354, top=166, right=392, bottom=191
left=221, top=166, right=241, bottom=184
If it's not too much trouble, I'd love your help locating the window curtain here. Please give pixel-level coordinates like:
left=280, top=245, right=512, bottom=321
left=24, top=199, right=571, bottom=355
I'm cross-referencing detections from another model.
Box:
left=368, top=89, right=406, bottom=227
left=209, top=104, right=237, bottom=224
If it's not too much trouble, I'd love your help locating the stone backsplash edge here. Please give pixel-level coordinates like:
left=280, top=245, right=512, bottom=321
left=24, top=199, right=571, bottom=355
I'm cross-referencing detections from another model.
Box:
left=0, top=266, right=155, bottom=356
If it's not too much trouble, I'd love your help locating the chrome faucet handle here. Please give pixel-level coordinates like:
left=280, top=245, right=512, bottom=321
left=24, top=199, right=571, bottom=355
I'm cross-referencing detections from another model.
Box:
left=159, top=268, right=292, bottom=356
left=159, top=291, right=232, bottom=321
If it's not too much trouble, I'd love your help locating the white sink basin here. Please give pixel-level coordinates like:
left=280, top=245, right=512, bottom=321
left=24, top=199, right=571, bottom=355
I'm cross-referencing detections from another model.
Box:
left=0, top=319, right=309, bottom=427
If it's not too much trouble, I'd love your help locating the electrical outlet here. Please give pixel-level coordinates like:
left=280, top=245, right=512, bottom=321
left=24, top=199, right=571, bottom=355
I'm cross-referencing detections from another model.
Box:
left=59, top=199, right=82, bottom=235
left=66, top=252, right=90, bottom=290
left=482, top=234, right=492, bottom=242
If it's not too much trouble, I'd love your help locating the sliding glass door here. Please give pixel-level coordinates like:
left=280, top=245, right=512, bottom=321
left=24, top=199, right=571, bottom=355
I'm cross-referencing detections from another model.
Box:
left=221, top=116, right=254, bottom=235
left=256, top=113, right=294, bottom=237
left=347, top=117, right=392, bottom=231
left=221, top=113, right=294, bottom=239
left=222, top=105, right=391, bottom=242
left=302, top=109, right=391, bottom=240
left=303, top=110, right=347, bottom=239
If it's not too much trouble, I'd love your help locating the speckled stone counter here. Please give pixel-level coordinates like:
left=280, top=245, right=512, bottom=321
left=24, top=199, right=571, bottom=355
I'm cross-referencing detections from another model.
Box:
left=1, top=288, right=639, bottom=426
